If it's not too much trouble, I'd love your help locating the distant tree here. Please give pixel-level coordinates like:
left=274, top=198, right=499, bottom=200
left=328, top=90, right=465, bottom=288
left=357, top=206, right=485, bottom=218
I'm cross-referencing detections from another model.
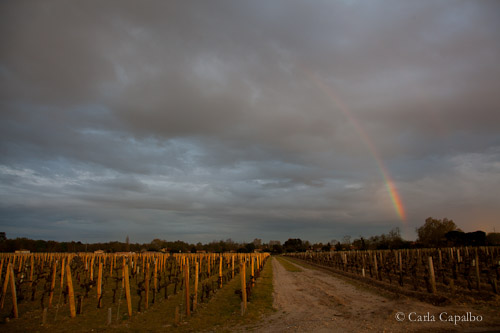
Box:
left=487, top=232, right=500, bottom=245
left=46, top=240, right=59, bottom=252
left=35, top=240, right=47, bottom=252
left=352, top=238, right=367, bottom=250
left=465, top=231, right=486, bottom=246
left=149, top=238, right=164, bottom=251
left=168, top=240, right=190, bottom=253
left=269, top=240, right=281, bottom=246
left=252, top=238, right=262, bottom=248
left=283, top=238, right=306, bottom=252
left=125, top=235, right=130, bottom=252
left=224, top=239, right=238, bottom=252
left=60, top=242, right=68, bottom=252
left=386, top=227, right=405, bottom=249
left=236, top=243, right=255, bottom=253
left=205, top=240, right=222, bottom=253
left=445, top=230, right=466, bottom=246
left=446, top=230, right=486, bottom=246
left=271, top=244, right=283, bottom=254
left=245, top=242, right=256, bottom=253
left=417, top=217, right=459, bottom=247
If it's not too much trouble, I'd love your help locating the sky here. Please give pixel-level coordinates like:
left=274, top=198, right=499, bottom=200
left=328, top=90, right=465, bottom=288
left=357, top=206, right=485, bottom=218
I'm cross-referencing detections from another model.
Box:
left=1, top=1, right=500, bottom=244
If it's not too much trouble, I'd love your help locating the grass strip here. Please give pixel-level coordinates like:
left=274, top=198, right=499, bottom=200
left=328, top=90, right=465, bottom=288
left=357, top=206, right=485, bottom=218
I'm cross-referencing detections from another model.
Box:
left=276, top=256, right=303, bottom=272
left=175, top=257, right=275, bottom=332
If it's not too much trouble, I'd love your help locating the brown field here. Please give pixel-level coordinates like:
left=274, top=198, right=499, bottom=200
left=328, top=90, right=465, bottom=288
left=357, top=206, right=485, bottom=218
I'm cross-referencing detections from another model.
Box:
left=1, top=247, right=499, bottom=332
left=0, top=252, right=270, bottom=332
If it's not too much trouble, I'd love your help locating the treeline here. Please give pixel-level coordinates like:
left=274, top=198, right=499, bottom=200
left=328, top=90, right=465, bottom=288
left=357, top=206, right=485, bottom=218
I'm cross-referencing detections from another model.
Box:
left=416, top=217, right=500, bottom=248
left=1, top=217, right=498, bottom=253
left=278, top=217, right=500, bottom=252
left=280, top=227, right=410, bottom=253
left=0, top=236, right=269, bottom=254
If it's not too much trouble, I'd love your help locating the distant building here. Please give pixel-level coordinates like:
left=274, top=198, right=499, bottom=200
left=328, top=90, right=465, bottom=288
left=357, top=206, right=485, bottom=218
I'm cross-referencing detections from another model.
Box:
left=15, top=250, right=30, bottom=254
left=94, top=250, right=105, bottom=254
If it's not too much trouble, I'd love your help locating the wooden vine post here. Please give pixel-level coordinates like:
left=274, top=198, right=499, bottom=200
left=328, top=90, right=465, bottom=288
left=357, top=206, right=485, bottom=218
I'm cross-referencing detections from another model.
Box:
left=232, top=255, right=235, bottom=279
left=0, top=258, right=4, bottom=287
left=475, top=249, right=480, bottom=290
left=145, top=262, right=150, bottom=309
left=251, top=257, right=255, bottom=287
left=142, top=254, right=146, bottom=278
left=17, top=255, right=23, bottom=273
left=122, top=257, right=126, bottom=288
left=0, top=263, right=10, bottom=309
left=97, top=261, right=103, bottom=308
left=373, top=252, right=379, bottom=280
left=207, top=255, right=210, bottom=277
left=66, top=263, right=76, bottom=318
left=29, top=255, right=34, bottom=287
left=0, top=263, right=18, bottom=317
left=110, top=255, right=114, bottom=276
left=218, top=255, right=223, bottom=288
left=428, top=256, right=437, bottom=294
left=361, top=254, right=366, bottom=277
left=154, top=258, right=158, bottom=300
left=9, top=264, right=18, bottom=318
left=48, top=261, right=57, bottom=308
left=194, top=261, right=199, bottom=311
left=240, top=259, right=247, bottom=314
left=184, top=263, right=190, bottom=317
left=124, top=264, right=132, bottom=317
left=398, top=251, right=403, bottom=286
left=60, top=257, right=65, bottom=288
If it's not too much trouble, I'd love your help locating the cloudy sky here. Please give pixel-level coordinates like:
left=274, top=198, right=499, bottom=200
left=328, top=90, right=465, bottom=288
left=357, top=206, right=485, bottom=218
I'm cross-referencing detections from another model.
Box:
left=1, top=1, right=499, bottom=244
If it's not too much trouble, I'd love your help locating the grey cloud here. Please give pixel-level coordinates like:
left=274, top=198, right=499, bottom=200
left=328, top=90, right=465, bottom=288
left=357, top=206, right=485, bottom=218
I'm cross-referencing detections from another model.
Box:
left=1, top=1, right=499, bottom=242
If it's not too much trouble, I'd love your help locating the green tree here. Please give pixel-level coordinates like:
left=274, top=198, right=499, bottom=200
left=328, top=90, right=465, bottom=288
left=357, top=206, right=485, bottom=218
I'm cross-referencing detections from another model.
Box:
left=416, top=217, right=459, bottom=247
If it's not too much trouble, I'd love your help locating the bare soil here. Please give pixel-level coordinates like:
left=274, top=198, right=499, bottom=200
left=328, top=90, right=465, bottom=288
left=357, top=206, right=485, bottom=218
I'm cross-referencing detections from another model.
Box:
left=241, top=257, right=500, bottom=333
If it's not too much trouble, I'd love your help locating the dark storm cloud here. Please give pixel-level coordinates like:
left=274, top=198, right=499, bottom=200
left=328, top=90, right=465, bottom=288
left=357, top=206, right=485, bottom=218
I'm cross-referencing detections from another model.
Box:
left=1, top=0, right=499, bottom=242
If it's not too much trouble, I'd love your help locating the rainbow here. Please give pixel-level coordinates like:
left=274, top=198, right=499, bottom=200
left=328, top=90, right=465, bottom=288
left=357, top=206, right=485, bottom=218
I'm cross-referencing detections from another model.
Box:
left=307, top=71, right=406, bottom=222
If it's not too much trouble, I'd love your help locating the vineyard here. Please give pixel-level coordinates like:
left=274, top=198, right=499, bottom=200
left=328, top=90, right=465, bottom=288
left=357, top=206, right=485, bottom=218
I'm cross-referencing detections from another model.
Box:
left=0, top=251, right=269, bottom=330
left=286, top=247, right=500, bottom=303
left=2, top=247, right=499, bottom=331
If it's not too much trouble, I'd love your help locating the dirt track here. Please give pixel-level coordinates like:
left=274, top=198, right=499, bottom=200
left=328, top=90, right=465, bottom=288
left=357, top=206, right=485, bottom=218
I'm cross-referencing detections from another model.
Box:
left=246, top=257, right=500, bottom=333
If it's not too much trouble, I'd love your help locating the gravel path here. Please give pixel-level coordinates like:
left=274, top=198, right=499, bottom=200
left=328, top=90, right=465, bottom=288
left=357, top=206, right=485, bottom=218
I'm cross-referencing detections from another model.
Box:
left=244, top=257, right=500, bottom=333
